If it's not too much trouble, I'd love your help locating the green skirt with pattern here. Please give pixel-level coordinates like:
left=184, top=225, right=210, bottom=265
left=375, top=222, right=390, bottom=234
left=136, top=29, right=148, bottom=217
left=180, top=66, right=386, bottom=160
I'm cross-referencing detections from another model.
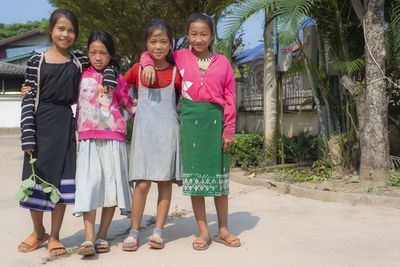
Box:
left=181, top=98, right=229, bottom=196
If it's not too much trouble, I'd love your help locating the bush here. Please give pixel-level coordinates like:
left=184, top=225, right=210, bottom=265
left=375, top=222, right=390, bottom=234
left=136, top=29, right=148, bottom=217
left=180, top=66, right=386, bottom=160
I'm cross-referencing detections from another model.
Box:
left=229, top=135, right=265, bottom=169
left=278, top=132, right=319, bottom=163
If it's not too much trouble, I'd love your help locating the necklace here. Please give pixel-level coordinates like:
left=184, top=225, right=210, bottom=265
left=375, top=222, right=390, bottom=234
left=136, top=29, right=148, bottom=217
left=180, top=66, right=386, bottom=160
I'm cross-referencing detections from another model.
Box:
left=197, top=53, right=214, bottom=62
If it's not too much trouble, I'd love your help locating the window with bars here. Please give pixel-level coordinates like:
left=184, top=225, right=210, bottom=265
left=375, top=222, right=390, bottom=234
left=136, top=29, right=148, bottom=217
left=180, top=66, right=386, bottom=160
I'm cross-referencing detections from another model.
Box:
left=239, top=62, right=264, bottom=112
left=282, top=72, right=314, bottom=112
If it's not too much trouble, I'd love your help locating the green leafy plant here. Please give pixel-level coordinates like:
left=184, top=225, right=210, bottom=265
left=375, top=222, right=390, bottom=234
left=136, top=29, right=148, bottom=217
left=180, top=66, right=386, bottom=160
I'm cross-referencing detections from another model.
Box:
left=278, top=132, right=319, bottom=163
left=277, top=157, right=334, bottom=183
left=229, top=134, right=265, bottom=169
left=389, top=171, right=400, bottom=187
left=15, top=155, right=61, bottom=204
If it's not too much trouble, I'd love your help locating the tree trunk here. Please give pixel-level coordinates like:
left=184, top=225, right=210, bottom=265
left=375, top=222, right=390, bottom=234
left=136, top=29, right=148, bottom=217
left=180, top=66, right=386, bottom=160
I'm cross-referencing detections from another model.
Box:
left=361, top=0, right=389, bottom=187
left=303, top=57, right=328, bottom=137
left=263, top=10, right=278, bottom=164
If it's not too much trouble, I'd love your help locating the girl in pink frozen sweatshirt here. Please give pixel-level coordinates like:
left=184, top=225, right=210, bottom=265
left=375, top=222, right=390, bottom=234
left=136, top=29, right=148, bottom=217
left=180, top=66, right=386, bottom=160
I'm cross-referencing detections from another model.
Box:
left=141, top=13, right=240, bottom=250
left=74, top=30, right=137, bottom=256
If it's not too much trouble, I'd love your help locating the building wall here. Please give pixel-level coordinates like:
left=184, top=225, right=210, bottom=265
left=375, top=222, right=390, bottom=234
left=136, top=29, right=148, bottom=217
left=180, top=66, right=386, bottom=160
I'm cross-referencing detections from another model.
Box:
left=236, top=111, right=264, bottom=135
left=236, top=111, right=318, bottom=137
left=282, top=113, right=318, bottom=137
left=0, top=96, right=21, bottom=128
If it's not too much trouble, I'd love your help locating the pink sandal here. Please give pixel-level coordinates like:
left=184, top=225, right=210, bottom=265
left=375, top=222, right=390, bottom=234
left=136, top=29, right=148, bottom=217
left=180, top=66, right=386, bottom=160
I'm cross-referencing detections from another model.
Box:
left=147, top=233, right=164, bottom=249
left=122, top=236, right=138, bottom=251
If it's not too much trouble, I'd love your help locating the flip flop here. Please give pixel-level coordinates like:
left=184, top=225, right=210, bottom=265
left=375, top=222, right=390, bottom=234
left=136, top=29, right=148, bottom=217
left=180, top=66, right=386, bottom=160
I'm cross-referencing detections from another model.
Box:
left=147, top=233, right=164, bottom=249
left=18, top=233, right=49, bottom=253
left=213, top=234, right=241, bottom=247
left=47, top=241, right=67, bottom=256
left=48, top=240, right=67, bottom=256
left=77, top=240, right=96, bottom=256
left=192, top=236, right=211, bottom=251
left=122, top=236, right=138, bottom=252
left=94, top=239, right=110, bottom=253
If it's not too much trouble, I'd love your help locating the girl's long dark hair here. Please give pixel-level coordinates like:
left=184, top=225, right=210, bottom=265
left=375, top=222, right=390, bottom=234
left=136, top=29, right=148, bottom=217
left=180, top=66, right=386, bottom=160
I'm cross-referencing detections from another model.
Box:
left=87, top=30, right=120, bottom=70
left=144, top=19, right=175, bottom=65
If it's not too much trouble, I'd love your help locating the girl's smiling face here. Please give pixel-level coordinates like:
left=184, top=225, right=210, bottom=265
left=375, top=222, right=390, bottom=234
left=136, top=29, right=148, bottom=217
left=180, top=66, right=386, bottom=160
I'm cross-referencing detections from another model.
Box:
left=187, top=20, right=215, bottom=57
left=88, top=40, right=111, bottom=72
left=50, top=16, right=76, bottom=50
left=146, top=28, right=170, bottom=63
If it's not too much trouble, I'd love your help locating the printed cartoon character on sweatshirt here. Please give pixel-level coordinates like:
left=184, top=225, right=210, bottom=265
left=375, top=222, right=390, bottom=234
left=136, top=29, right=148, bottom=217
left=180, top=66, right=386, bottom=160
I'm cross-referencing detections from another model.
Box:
left=79, top=78, right=98, bottom=130
left=96, top=85, right=115, bottom=130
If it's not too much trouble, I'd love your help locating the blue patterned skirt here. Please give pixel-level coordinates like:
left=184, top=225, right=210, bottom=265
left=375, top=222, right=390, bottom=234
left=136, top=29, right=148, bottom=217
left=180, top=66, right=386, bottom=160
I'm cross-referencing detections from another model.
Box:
left=19, top=178, right=75, bottom=211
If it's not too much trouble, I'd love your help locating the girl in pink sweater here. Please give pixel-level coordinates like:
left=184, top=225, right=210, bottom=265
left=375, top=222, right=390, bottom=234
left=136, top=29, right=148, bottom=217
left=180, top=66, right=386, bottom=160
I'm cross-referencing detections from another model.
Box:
left=74, top=30, right=136, bottom=256
left=141, top=13, right=240, bottom=250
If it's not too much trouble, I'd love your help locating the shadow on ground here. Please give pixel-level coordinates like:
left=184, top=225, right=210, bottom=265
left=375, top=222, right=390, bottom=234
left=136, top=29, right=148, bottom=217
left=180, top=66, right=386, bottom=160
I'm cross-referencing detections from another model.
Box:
left=60, top=211, right=259, bottom=250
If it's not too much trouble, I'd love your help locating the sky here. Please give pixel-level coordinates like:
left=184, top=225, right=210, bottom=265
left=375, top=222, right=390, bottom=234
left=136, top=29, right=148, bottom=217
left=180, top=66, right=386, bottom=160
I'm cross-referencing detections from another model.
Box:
left=0, top=0, right=264, bottom=51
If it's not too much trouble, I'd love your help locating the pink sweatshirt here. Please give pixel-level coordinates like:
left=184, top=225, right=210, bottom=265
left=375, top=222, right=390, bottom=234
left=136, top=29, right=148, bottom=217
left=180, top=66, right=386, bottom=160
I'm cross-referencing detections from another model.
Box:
left=141, top=49, right=236, bottom=140
left=77, top=66, right=137, bottom=141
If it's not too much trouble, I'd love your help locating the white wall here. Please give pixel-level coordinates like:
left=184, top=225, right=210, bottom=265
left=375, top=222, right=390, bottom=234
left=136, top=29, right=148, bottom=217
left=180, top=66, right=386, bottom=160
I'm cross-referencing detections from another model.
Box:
left=282, top=113, right=318, bottom=137
left=0, top=97, right=21, bottom=128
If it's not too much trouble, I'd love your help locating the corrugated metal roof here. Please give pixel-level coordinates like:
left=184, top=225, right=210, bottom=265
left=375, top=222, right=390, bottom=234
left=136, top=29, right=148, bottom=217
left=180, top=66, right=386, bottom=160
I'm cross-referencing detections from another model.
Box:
left=0, top=62, right=25, bottom=77
left=0, top=29, right=41, bottom=47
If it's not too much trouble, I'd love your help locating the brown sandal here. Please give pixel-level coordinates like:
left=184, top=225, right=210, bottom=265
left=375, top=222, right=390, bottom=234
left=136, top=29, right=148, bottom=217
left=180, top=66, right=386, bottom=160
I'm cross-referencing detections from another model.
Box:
left=48, top=241, right=67, bottom=256
left=213, top=234, right=241, bottom=247
left=192, top=236, right=211, bottom=251
left=18, top=233, right=49, bottom=253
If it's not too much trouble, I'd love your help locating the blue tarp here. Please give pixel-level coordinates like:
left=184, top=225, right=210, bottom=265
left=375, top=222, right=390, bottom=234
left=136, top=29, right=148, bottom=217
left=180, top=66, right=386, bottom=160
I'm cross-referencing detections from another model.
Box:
left=235, top=44, right=264, bottom=64
left=235, top=17, right=315, bottom=65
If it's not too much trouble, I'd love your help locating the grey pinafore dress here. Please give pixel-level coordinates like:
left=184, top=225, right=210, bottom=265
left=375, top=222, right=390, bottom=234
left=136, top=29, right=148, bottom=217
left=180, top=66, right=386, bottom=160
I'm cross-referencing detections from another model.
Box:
left=128, top=66, right=182, bottom=183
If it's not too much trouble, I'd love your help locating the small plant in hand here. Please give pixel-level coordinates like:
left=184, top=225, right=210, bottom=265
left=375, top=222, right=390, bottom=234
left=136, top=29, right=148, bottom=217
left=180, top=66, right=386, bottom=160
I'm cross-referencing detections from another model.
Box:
left=15, top=155, right=61, bottom=204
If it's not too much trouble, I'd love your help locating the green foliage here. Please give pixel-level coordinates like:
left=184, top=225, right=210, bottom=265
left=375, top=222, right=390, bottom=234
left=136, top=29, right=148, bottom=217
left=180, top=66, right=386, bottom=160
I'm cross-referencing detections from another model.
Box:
left=388, top=171, right=400, bottom=187
left=277, top=157, right=334, bottom=183
left=275, top=0, right=321, bottom=45
left=330, top=56, right=365, bottom=75
left=15, top=155, right=61, bottom=204
left=229, top=132, right=319, bottom=169
left=278, top=132, right=319, bottom=163
left=0, top=20, right=47, bottom=40
left=229, top=134, right=266, bottom=168
left=282, top=60, right=305, bottom=77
